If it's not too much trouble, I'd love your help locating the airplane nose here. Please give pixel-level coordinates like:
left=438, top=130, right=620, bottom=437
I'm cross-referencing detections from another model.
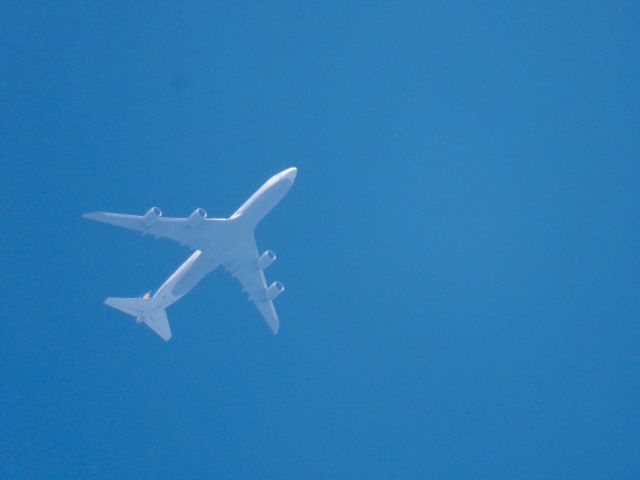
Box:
left=282, top=167, right=297, bottom=182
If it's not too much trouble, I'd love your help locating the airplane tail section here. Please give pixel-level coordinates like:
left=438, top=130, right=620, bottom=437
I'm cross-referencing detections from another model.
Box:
left=104, top=297, right=172, bottom=341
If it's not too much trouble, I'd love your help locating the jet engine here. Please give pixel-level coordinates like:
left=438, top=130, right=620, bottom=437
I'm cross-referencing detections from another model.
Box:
left=257, top=250, right=276, bottom=270
left=143, top=207, right=162, bottom=226
left=188, top=208, right=207, bottom=226
left=265, top=281, right=284, bottom=301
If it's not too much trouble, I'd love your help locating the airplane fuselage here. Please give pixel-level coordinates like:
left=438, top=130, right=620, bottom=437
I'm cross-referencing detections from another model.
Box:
left=149, top=167, right=297, bottom=312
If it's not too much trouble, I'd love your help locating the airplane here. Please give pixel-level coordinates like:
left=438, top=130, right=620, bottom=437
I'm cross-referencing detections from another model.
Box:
left=83, top=167, right=297, bottom=341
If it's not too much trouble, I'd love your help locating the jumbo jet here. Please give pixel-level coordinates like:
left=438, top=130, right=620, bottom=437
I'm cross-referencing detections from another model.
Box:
left=83, top=167, right=297, bottom=341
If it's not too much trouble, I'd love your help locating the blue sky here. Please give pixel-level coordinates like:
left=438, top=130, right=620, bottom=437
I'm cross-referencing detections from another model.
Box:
left=2, top=2, right=639, bottom=478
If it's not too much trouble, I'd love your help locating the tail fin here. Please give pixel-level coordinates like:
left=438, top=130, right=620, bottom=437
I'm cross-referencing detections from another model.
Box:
left=104, top=297, right=172, bottom=341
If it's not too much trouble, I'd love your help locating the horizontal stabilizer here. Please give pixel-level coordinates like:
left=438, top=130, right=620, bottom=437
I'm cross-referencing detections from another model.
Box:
left=105, top=297, right=148, bottom=317
left=104, top=297, right=172, bottom=341
left=141, top=309, right=172, bottom=341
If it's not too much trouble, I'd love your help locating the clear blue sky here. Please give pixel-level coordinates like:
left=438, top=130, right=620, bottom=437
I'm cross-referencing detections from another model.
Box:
left=2, top=2, right=639, bottom=478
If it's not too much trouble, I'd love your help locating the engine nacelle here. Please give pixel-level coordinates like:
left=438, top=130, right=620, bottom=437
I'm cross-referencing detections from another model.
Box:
left=143, top=207, right=162, bottom=226
left=265, top=281, right=284, bottom=301
left=257, top=250, right=276, bottom=270
left=188, top=208, right=207, bottom=226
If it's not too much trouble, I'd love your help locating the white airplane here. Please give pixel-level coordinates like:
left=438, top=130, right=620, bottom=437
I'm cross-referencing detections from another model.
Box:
left=83, top=167, right=297, bottom=341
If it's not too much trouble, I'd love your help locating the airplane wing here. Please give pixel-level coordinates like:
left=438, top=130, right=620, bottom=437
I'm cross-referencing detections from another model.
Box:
left=223, top=235, right=280, bottom=334
left=83, top=209, right=227, bottom=251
